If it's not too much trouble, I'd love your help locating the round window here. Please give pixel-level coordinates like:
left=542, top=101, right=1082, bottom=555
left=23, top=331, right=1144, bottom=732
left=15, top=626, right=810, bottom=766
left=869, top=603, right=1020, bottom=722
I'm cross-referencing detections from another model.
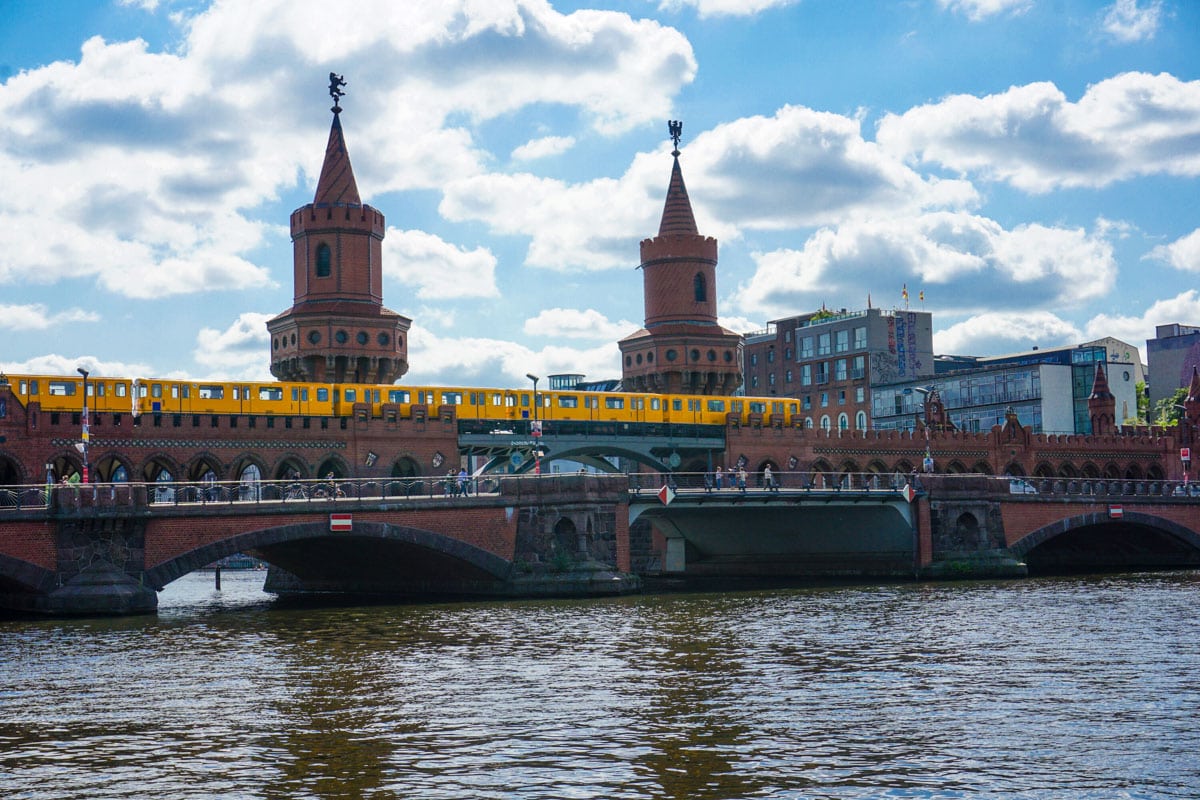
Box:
left=378, top=332, right=390, bottom=346
left=335, top=330, right=348, bottom=344
left=357, top=331, right=368, bottom=345
left=707, top=349, right=716, bottom=361
left=647, top=352, right=654, bottom=363
left=665, top=349, right=677, bottom=362
left=690, top=349, right=700, bottom=362
left=308, top=330, right=321, bottom=344
left=272, top=337, right=278, bottom=351
left=724, top=350, right=733, bottom=362
left=625, top=356, right=632, bottom=367
left=636, top=354, right=643, bottom=365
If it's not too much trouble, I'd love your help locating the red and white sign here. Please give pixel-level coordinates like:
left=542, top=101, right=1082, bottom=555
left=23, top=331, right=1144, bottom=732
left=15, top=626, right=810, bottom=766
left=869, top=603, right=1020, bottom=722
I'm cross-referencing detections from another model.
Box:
left=1108, top=505, right=1123, bottom=519
left=1182, top=448, right=1191, bottom=462
left=658, top=485, right=676, bottom=506
left=902, top=484, right=917, bottom=503
left=330, top=512, right=353, bottom=532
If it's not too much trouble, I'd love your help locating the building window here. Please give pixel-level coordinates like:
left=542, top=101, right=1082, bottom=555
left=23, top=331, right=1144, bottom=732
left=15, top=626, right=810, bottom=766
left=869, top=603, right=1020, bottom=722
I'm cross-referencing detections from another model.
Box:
left=835, top=359, right=847, bottom=381
left=818, top=333, right=831, bottom=355
left=835, top=330, right=849, bottom=353
left=820, top=415, right=831, bottom=431
left=856, top=387, right=865, bottom=403
left=820, top=392, right=829, bottom=407
left=785, top=370, right=793, bottom=383
left=750, top=353, right=758, bottom=366
left=784, top=346, right=792, bottom=360
left=694, top=273, right=707, bottom=302
left=802, top=395, right=812, bottom=410
left=838, top=390, right=846, bottom=405
left=316, top=243, right=332, bottom=277
left=852, top=355, right=865, bottom=380
left=767, top=349, right=775, bottom=363
left=816, top=362, right=829, bottom=384
left=800, top=336, right=814, bottom=358
left=751, top=376, right=759, bottom=388
left=838, top=413, right=849, bottom=430
left=769, top=373, right=776, bottom=387
left=856, top=410, right=867, bottom=429
left=801, top=364, right=811, bottom=386
left=854, top=326, right=867, bottom=349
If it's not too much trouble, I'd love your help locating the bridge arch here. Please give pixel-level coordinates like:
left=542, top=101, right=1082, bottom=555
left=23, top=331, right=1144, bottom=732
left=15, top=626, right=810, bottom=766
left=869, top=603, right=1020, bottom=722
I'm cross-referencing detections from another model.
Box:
left=1011, top=511, right=1200, bottom=574
left=144, top=520, right=512, bottom=591
left=0, top=452, right=25, bottom=486
left=0, top=552, right=55, bottom=595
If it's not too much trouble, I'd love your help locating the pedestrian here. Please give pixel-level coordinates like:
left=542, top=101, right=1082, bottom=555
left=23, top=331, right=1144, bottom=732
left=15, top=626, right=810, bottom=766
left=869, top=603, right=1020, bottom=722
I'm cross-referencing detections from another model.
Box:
left=704, top=470, right=713, bottom=492
left=737, top=466, right=747, bottom=494
left=458, top=467, right=469, bottom=496
left=715, top=466, right=724, bottom=490
left=763, top=464, right=776, bottom=492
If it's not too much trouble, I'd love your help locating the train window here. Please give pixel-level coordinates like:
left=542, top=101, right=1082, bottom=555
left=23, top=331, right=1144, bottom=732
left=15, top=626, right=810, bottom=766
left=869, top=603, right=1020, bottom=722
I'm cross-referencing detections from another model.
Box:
left=604, top=397, right=625, bottom=409
left=151, top=384, right=163, bottom=399
left=732, top=401, right=743, bottom=413
left=789, top=403, right=798, bottom=415
left=706, top=400, right=726, bottom=412
left=650, top=398, right=661, bottom=410
left=443, top=392, right=462, bottom=405
left=198, top=385, right=225, bottom=400
left=233, top=387, right=241, bottom=400
left=389, top=390, right=410, bottom=403
left=773, top=402, right=784, bottom=413
left=689, top=399, right=701, bottom=412
left=584, top=397, right=598, bottom=409
left=318, top=388, right=330, bottom=402
left=672, top=399, right=682, bottom=411
left=48, top=381, right=77, bottom=396
left=95, top=383, right=105, bottom=397
left=750, top=402, right=766, bottom=414
left=115, top=383, right=127, bottom=398
left=633, top=398, right=644, bottom=410
left=558, top=396, right=578, bottom=408
left=490, top=393, right=504, bottom=406
left=171, top=385, right=179, bottom=399
left=521, top=394, right=529, bottom=407
left=345, top=389, right=357, bottom=402
left=258, top=387, right=283, bottom=401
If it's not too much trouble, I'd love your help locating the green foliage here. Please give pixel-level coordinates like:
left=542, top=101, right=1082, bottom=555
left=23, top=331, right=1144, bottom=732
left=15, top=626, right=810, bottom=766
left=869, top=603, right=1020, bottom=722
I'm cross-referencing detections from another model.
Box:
left=1152, top=387, right=1189, bottom=426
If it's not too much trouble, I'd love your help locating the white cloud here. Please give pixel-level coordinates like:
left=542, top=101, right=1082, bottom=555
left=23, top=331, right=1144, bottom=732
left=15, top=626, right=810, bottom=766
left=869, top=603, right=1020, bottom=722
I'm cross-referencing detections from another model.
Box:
left=523, top=308, right=638, bottom=340
left=383, top=229, right=499, bottom=301
left=729, top=212, right=1116, bottom=319
left=657, top=0, right=798, bottom=18
left=1147, top=228, right=1200, bottom=272
left=0, top=354, right=154, bottom=379
left=876, top=72, right=1200, bottom=192
left=0, top=304, right=99, bottom=331
left=936, top=0, right=1032, bottom=21
left=1085, top=290, right=1200, bottom=358
left=511, top=135, right=576, bottom=161
left=934, top=311, right=1083, bottom=355
left=405, top=323, right=620, bottom=387
left=193, top=312, right=273, bottom=380
left=1102, top=0, right=1162, bottom=43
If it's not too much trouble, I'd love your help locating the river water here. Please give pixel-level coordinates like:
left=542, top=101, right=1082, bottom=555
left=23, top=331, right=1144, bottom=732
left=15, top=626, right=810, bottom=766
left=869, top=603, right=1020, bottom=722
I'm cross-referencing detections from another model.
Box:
left=2, top=569, right=1198, bottom=799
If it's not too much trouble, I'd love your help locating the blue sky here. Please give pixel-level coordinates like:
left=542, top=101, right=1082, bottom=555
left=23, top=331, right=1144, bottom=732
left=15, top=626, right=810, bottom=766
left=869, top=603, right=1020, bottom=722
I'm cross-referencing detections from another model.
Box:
left=1, top=0, right=1197, bottom=389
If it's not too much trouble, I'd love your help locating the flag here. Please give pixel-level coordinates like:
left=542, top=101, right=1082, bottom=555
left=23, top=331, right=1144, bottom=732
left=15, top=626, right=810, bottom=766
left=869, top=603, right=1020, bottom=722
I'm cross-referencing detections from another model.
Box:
left=919, top=290, right=925, bottom=302
left=902, top=284, right=909, bottom=302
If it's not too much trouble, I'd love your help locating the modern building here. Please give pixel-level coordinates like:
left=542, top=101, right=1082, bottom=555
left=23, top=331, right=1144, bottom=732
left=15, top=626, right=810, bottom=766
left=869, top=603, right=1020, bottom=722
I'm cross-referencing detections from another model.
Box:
left=743, top=307, right=934, bottom=431
left=1146, top=323, right=1200, bottom=408
left=618, top=127, right=743, bottom=395
left=872, top=343, right=1138, bottom=434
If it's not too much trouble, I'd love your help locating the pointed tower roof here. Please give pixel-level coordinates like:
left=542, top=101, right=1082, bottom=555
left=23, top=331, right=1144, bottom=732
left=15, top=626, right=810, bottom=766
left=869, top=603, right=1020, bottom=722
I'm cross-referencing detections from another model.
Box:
left=1186, top=366, right=1200, bottom=405
left=1088, top=362, right=1114, bottom=401
left=313, top=112, right=361, bottom=206
left=657, top=156, right=698, bottom=237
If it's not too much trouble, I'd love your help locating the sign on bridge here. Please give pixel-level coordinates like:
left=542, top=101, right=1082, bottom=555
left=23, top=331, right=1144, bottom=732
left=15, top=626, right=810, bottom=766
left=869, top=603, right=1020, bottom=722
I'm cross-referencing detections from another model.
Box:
left=330, top=512, right=353, bottom=532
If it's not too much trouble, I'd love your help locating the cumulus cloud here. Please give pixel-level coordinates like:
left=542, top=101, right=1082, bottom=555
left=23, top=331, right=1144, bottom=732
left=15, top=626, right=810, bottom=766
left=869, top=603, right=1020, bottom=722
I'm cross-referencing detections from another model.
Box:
left=383, top=229, right=499, bottom=301
left=0, top=0, right=698, bottom=300
left=1085, top=290, right=1200, bottom=358
left=728, top=212, right=1117, bottom=319
left=934, top=311, right=1083, bottom=356
left=657, top=0, right=798, bottom=18
left=936, top=0, right=1032, bottom=21
left=0, top=354, right=154, bottom=379
left=0, top=304, right=99, bottom=331
left=1102, top=0, right=1162, bottom=42
left=511, top=135, right=576, bottom=161
left=1147, top=228, right=1200, bottom=272
left=405, top=323, right=621, bottom=388
left=876, top=72, right=1200, bottom=192
left=524, top=308, right=639, bottom=340
left=193, top=312, right=273, bottom=380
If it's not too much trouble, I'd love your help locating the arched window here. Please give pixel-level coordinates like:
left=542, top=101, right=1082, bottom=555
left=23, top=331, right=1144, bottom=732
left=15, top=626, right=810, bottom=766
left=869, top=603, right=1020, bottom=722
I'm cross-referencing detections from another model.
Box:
left=693, top=272, right=707, bottom=302
left=856, top=410, right=867, bottom=430
left=838, top=413, right=849, bottom=430
left=820, top=415, right=831, bottom=431
left=316, top=243, right=332, bottom=277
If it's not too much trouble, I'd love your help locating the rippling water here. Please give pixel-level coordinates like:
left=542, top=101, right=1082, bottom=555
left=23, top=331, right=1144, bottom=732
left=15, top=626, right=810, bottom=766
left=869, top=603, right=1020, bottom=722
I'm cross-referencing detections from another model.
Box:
left=2, top=570, right=1199, bottom=799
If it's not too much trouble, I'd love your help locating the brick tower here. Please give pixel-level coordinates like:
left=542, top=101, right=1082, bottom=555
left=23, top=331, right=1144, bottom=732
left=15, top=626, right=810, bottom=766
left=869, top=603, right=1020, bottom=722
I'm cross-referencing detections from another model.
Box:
left=267, top=76, right=411, bottom=383
left=619, top=122, right=743, bottom=395
left=1088, top=362, right=1116, bottom=434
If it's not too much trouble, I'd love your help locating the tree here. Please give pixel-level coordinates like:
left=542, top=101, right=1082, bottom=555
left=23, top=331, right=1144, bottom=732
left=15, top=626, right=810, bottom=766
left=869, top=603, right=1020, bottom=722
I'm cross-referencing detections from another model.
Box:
left=1152, top=387, right=1189, bottom=426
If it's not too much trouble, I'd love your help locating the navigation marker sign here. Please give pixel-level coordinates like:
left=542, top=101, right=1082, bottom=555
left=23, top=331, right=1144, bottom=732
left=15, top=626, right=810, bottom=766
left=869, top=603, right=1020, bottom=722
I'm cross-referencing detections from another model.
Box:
left=658, top=484, right=676, bottom=506
left=330, top=512, right=353, bottom=532
left=902, top=483, right=917, bottom=503
left=1108, top=505, right=1123, bottom=519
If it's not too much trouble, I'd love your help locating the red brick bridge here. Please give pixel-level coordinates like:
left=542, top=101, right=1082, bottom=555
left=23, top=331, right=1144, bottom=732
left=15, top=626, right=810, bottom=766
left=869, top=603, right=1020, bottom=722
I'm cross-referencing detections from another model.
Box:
left=1, top=473, right=1198, bottom=615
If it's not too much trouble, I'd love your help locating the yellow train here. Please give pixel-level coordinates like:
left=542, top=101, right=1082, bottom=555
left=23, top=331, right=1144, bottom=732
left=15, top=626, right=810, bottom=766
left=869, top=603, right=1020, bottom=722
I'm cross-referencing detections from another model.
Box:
left=7, top=373, right=801, bottom=428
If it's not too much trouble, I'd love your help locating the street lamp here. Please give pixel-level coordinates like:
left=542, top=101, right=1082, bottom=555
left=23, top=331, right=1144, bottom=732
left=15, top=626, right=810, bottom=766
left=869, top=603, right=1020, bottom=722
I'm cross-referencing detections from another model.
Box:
left=525, top=373, right=541, bottom=475
left=77, top=367, right=90, bottom=484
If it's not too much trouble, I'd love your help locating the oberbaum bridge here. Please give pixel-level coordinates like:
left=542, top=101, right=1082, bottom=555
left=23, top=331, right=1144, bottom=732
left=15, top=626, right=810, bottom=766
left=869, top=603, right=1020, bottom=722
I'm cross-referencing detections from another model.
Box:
left=2, top=81, right=1199, bottom=616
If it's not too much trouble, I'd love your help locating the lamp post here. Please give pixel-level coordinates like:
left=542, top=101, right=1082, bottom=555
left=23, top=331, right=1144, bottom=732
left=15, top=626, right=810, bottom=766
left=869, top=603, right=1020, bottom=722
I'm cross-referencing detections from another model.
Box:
left=77, top=367, right=90, bottom=483
left=913, top=386, right=934, bottom=474
left=525, top=373, right=541, bottom=475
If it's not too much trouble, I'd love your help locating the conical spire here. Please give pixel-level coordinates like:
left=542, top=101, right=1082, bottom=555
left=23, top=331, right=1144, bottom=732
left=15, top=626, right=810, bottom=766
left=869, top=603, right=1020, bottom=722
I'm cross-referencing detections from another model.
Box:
left=1088, top=362, right=1114, bottom=401
left=313, top=112, right=361, bottom=206
left=657, top=156, right=698, bottom=237
left=1186, top=366, right=1200, bottom=405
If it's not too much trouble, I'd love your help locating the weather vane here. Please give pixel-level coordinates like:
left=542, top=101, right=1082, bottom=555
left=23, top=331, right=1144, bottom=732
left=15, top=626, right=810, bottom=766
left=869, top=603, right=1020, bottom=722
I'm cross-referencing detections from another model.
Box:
left=668, top=119, right=683, bottom=156
left=329, top=72, right=347, bottom=114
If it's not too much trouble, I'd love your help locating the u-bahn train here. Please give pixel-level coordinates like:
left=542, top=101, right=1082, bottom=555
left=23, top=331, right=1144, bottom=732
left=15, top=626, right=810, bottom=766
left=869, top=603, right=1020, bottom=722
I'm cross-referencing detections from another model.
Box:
left=7, top=373, right=802, bottom=428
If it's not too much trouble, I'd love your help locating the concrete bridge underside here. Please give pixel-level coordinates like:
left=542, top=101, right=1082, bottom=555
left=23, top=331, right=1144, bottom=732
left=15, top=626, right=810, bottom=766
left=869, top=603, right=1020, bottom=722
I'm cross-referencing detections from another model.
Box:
left=1012, top=512, right=1200, bottom=574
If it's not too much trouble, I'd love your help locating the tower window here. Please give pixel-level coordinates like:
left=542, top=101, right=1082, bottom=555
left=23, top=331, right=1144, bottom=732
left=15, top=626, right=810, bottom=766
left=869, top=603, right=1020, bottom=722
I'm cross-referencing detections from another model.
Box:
left=316, top=243, right=332, bottom=277
left=694, top=273, right=707, bottom=302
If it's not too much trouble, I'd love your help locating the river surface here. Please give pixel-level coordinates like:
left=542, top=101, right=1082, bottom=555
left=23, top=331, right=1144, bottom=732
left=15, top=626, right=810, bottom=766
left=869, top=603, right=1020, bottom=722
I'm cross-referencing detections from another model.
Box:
left=2, top=570, right=1199, bottom=799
